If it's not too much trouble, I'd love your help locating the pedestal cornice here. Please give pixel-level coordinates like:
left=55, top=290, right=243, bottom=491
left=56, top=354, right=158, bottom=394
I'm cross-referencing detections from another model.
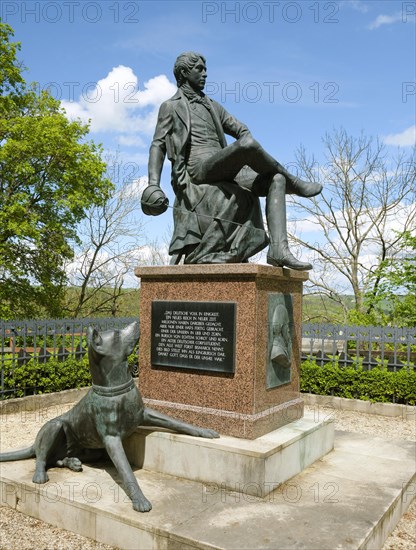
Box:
left=135, top=263, right=309, bottom=282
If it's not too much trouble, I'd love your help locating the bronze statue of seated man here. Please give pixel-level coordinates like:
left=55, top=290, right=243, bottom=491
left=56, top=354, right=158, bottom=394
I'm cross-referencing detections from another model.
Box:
left=141, top=52, right=322, bottom=270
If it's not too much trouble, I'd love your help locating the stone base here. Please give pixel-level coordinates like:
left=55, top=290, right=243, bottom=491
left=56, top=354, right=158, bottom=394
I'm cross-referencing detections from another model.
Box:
left=142, top=396, right=304, bottom=440
left=135, top=264, right=308, bottom=439
left=1, top=430, right=414, bottom=549
left=124, top=410, right=334, bottom=497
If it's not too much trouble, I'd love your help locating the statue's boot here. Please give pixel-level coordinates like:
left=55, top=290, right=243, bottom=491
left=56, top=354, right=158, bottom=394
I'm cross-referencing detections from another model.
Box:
left=276, top=163, right=322, bottom=198
left=266, top=175, right=312, bottom=271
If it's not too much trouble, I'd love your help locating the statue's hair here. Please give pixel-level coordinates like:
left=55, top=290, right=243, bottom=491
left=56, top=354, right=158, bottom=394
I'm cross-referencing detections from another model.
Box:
left=173, top=52, right=206, bottom=86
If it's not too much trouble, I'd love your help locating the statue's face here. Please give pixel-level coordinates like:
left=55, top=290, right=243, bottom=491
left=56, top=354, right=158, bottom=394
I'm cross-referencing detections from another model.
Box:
left=184, top=59, right=207, bottom=92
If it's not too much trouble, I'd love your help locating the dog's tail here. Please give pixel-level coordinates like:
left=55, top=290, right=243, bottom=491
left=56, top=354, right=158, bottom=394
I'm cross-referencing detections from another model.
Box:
left=0, top=445, right=35, bottom=461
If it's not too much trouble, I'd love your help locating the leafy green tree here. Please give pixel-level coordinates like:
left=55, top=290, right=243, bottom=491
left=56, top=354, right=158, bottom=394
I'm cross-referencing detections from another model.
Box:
left=0, top=22, right=112, bottom=319
left=362, top=231, right=416, bottom=327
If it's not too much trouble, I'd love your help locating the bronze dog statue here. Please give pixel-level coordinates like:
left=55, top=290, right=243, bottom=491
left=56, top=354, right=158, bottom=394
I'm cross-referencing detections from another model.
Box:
left=0, top=321, right=219, bottom=512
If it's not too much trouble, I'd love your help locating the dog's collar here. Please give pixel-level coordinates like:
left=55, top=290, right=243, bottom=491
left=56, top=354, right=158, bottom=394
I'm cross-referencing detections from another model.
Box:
left=92, top=378, right=136, bottom=397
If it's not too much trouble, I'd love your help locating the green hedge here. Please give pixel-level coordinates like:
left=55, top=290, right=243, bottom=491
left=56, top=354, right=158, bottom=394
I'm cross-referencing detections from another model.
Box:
left=2, top=355, right=415, bottom=405
left=3, top=356, right=92, bottom=398
left=2, top=350, right=138, bottom=399
left=300, top=359, right=416, bottom=405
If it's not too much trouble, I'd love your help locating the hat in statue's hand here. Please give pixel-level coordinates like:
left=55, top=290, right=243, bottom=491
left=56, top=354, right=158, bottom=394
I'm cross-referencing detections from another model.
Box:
left=141, top=184, right=169, bottom=216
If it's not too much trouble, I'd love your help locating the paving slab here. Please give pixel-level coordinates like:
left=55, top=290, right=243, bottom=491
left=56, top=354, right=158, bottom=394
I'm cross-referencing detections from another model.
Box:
left=0, top=431, right=415, bottom=550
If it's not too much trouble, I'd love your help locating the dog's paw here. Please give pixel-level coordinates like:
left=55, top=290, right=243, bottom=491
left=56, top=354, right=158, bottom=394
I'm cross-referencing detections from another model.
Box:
left=57, top=457, right=83, bottom=472
left=133, top=497, right=152, bottom=513
left=32, top=471, right=49, bottom=484
left=197, top=428, right=220, bottom=439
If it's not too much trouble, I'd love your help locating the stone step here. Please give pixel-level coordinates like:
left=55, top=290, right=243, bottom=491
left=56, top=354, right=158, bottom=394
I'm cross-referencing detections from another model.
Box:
left=123, top=411, right=335, bottom=497
left=1, top=430, right=414, bottom=549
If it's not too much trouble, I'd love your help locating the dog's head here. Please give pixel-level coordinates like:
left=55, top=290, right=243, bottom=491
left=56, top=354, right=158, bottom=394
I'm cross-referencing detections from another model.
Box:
left=86, top=321, right=140, bottom=371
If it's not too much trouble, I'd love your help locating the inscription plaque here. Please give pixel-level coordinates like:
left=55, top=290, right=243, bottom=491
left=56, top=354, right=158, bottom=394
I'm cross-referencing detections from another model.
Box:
left=151, top=301, right=236, bottom=373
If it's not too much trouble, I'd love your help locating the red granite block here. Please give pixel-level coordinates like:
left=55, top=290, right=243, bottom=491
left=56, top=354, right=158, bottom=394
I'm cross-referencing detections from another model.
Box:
left=135, top=264, right=308, bottom=439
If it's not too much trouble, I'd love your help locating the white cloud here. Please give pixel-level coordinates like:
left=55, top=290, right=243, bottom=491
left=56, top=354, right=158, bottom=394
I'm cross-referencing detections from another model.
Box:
left=135, top=75, right=177, bottom=107
left=122, top=176, right=149, bottom=200
left=61, top=66, right=176, bottom=140
left=368, top=12, right=402, bottom=29
left=61, top=100, right=90, bottom=125
left=349, top=0, right=369, bottom=13
left=287, top=213, right=323, bottom=235
left=383, top=126, right=416, bottom=147
left=133, top=243, right=170, bottom=266
left=340, top=1, right=369, bottom=14
left=65, top=249, right=112, bottom=280
left=118, top=134, right=146, bottom=147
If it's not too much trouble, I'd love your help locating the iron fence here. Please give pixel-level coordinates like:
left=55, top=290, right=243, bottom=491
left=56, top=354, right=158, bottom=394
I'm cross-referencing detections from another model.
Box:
left=1, top=319, right=415, bottom=399
left=0, top=317, right=137, bottom=398
left=302, top=323, right=416, bottom=371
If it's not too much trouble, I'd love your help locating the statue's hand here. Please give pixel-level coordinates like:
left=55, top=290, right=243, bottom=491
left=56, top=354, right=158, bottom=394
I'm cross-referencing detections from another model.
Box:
left=141, top=184, right=169, bottom=216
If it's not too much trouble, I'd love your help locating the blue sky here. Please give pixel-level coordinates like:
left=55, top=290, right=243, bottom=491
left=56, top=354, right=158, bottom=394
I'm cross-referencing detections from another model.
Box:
left=3, top=0, right=415, bottom=268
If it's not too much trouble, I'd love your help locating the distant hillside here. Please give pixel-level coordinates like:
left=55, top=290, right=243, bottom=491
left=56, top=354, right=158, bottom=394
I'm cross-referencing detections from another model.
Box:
left=302, top=294, right=355, bottom=324
left=63, top=287, right=141, bottom=318
left=63, top=287, right=355, bottom=324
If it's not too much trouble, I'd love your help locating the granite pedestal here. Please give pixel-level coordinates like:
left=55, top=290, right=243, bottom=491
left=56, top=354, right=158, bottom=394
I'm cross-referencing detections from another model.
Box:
left=135, top=264, right=308, bottom=439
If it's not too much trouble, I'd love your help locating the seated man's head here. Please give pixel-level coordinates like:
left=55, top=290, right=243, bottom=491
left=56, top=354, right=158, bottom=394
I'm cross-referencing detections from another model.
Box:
left=174, top=52, right=207, bottom=92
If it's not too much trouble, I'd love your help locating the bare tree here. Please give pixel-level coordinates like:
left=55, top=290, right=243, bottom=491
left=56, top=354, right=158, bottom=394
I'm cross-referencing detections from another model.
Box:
left=64, top=177, right=146, bottom=318
left=289, top=128, right=416, bottom=321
